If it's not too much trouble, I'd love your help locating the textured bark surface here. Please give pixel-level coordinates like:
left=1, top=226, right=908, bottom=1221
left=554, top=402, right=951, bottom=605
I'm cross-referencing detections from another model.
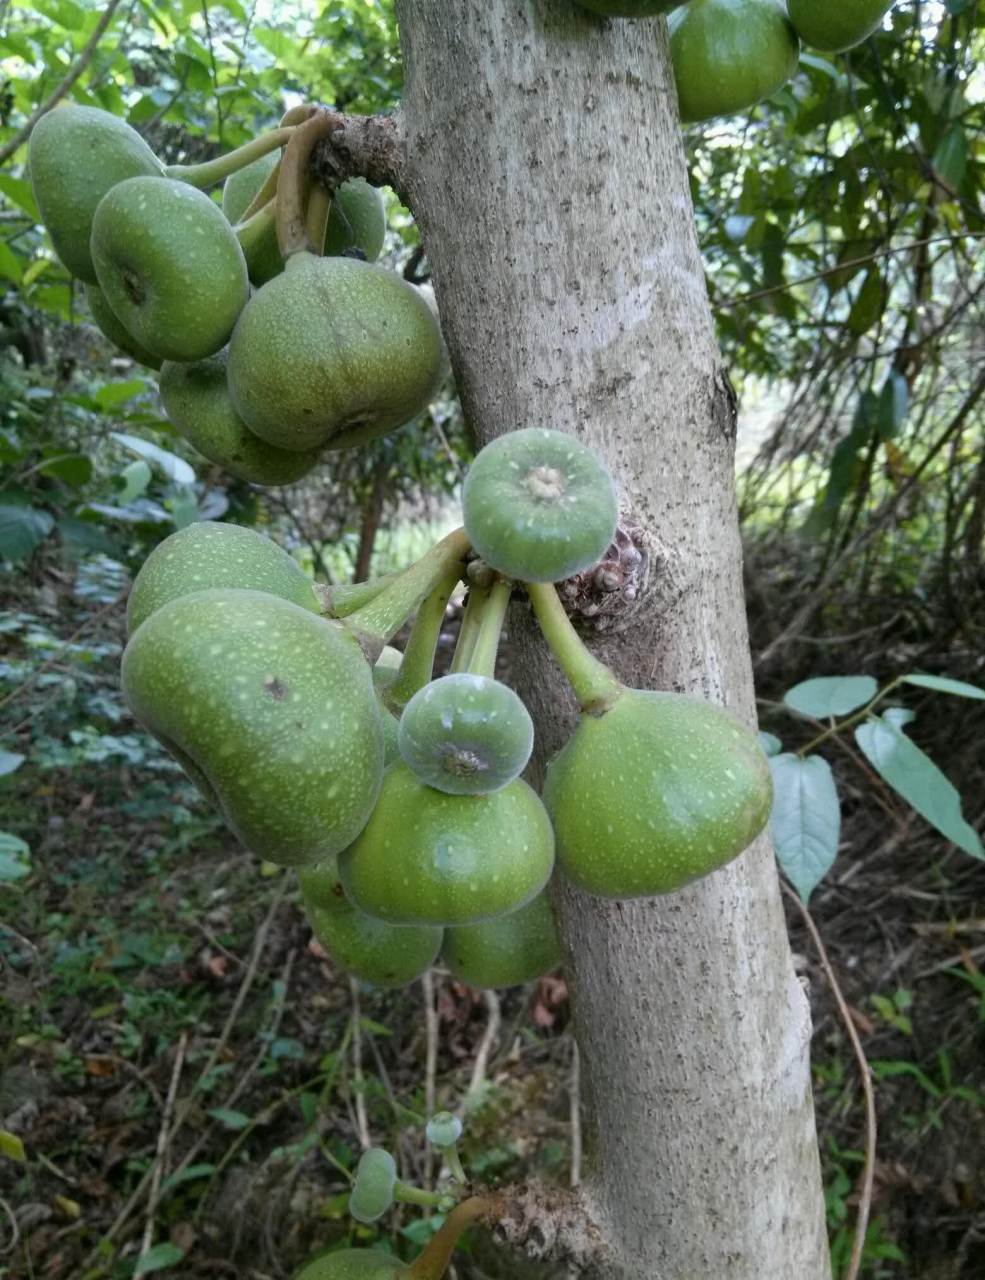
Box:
left=395, top=3, right=831, bottom=1277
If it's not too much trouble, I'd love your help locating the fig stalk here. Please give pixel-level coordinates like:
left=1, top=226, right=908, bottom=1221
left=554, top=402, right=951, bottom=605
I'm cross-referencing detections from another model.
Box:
left=448, top=583, right=490, bottom=674
left=238, top=156, right=282, bottom=224
left=385, top=568, right=462, bottom=712
left=316, top=575, right=398, bottom=620
left=167, top=126, right=295, bottom=189
left=277, top=108, right=338, bottom=258
left=465, top=578, right=512, bottom=679
left=525, top=581, right=621, bottom=712
left=399, top=1196, right=498, bottom=1280
left=305, top=183, right=333, bottom=256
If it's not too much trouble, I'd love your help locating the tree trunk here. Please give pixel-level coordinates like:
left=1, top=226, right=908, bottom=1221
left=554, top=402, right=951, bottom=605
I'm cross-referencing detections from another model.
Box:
left=394, top=3, right=830, bottom=1277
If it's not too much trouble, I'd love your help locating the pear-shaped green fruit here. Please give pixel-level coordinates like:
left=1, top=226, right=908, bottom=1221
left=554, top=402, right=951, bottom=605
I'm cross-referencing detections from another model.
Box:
left=398, top=674, right=534, bottom=795
left=122, top=588, right=384, bottom=865
left=786, top=0, right=892, bottom=52
left=159, top=351, right=321, bottom=486
left=84, top=282, right=162, bottom=369
left=305, top=899, right=442, bottom=988
left=298, top=852, right=348, bottom=913
left=226, top=253, right=444, bottom=453
left=28, top=104, right=165, bottom=283
left=442, top=891, right=560, bottom=989
left=127, top=520, right=319, bottom=635
left=294, top=1251, right=403, bottom=1280
left=462, top=429, right=618, bottom=583
left=339, top=763, right=555, bottom=927
left=91, top=176, right=249, bottom=361
left=669, top=0, right=800, bottom=123
left=222, top=151, right=278, bottom=225
left=544, top=689, right=773, bottom=898
left=577, top=1, right=685, bottom=14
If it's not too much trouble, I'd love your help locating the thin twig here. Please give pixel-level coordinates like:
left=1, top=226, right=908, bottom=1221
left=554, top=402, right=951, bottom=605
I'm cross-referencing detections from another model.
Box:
left=783, top=881, right=876, bottom=1280
left=569, top=1037, right=582, bottom=1189
left=139, top=1031, right=189, bottom=1262
left=0, top=1195, right=18, bottom=1255
left=421, top=970, right=439, bottom=1189
left=0, top=0, right=125, bottom=165
left=349, top=978, right=371, bottom=1149
left=462, top=989, right=501, bottom=1113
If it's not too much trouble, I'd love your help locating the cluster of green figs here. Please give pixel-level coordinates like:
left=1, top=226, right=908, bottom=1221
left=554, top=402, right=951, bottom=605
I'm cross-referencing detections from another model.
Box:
left=28, top=101, right=444, bottom=487
left=581, top=1, right=896, bottom=121
left=121, top=429, right=774, bottom=994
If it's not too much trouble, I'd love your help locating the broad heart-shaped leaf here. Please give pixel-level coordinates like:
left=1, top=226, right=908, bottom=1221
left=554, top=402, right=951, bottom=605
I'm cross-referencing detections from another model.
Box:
left=111, top=433, right=195, bottom=485
left=903, top=674, right=985, bottom=701
left=769, top=753, right=841, bottom=903
left=0, top=500, right=54, bottom=562
left=855, top=716, right=983, bottom=859
left=134, top=1243, right=185, bottom=1274
left=784, top=676, right=877, bottom=719
left=758, top=731, right=783, bottom=758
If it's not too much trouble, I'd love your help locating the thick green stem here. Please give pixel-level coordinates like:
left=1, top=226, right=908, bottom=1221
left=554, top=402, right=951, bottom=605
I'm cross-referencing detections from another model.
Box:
left=466, top=579, right=511, bottom=679
left=449, top=585, right=489, bottom=674
left=394, top=1180, right=456, bottom=1210
left=314, top=575, right=397, bottom=619
left=305, top=183, right=332, bottom=256
left=385, top=569, right=461, bottom=712
left=239, top=157, right=282, bottom=224
left=344, top=529, right=471, bottom=661
left=167, top=127, right=294, bottom=189
left=525, top=581, right=622, bottom=712
left=235, top=197, right=276, bottom=257
left=399, top=1196, right=498, bottom=1280
left=277, top=109, right=337, bottom=258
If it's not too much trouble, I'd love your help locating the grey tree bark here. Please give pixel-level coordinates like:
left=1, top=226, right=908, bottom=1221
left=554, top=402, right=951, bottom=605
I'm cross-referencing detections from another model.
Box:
left=393, top=2, right=831, bottom=1277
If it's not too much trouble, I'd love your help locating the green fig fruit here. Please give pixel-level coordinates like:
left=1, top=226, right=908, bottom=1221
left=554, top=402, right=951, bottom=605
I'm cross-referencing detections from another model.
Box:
left=226, top=253, right=444, bottom=453
left=298, top=852, right=349, bottom=913
left=127, top=520, right=319, bottom=635
left=397, top=674, right=534, bottom=796
left=221, top=150, right=278, bottom=225
left=462, top=429, right=618, bottom=583
left=577, top=1, right=686, bottom=14
left=84, top=282, right=162, bottom=369
left=122, top=588, right=384, bottom=864
left=305, top=898, right=442, bottom=988
left=339, top=762, right=555, bottom=927
left=323, top=177, right=387, bottom=262
left=159, top=351, right=321, bottom=486
left=442, top=891, right=560, bottom=989
left=294, top=1251, right=403, bottom=1280
left=786, top=0, right=893, bottom=53
left=669, top=0, right=800, bottom=123
left=349, top=1149, right=398, bottom=1224
left=544, top=688, right=773, bottom=898
left=90, top=176, right=249, bottom=361
left=28, top=104, right=165, bottom=283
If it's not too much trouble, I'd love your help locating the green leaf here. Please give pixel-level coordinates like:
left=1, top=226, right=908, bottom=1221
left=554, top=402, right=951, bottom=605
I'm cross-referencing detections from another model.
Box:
left=160, top=1163, right=216, bottom=1193
left=784, top=676, right=877, bottom=719
left=847, top=267, right=883, bottom=335
left=769, top=753, right=841, bottom=902
left=56, top=516, right=124, bottom=557
left=0, top=241, right=24, bottom=284
left=758, top=732, right=782, bottom=757
left=134, top=1243, right=185, bottom=1274
left=94, top=380, right=148, bottom=410
left=0, top=832, right=31, bottom=882
left=111, top=433, right=195, bottom=485
left=114, top=460, right=153, bottom=504
left=932, top=124, right=968, bottom=190
left=876, top=370, right=909, bottom=441
left=39, top=454, right=93, bottom=487
left=855, top=716, right=983, bottom=859
left=902, top=674, right=985, bottom=701
left=0, top=751, right=25, bottom=776
left=208, top=1108, right=251, bottom=1130
left=0, top=501, right=55, bottom=562
left=0, top=1130, right=26, bottom=1162
left=0, top=174, right=40, bottom=220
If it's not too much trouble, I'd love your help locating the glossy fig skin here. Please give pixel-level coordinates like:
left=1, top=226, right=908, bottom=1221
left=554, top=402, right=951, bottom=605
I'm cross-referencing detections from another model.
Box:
left=462, top=429, right=618, bottom=583
left=159, top=351, right=321, bottom=486
left=127, top=521, right=319, bottom=635
left=29, top=104, right=165, bottom=283
left=226, top=254, right=444, bottom=453
left=297, top=852, right=348, bottom=913
left=787, top=0, right=892, bottom=53
left=669, top=0, right=800, bottom=124
left=544, top=689, right=773, bottom=898
left=122, top=588, right=384, bottom=866
left=442, top=891, right=561, bottom=989
left=398, top=674, right=534, bottom=796
left=305, top=900, right=441, bottom=989
left=339, top=763, right=555, bottom=927
left=293, top=1250, right=403, bottom=1279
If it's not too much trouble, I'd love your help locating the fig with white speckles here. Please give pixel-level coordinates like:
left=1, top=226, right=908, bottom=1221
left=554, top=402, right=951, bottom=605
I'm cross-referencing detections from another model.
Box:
left=159, top=350, right=321, bottom=486
left=442, top=891, right=560, bottom=989
left=544, top=689, right=773, bottom=898
left=294, top=1252, right=403, bottom=1279
left=121, top=587, right=384, bottom=865
left=90, top=176, right=249, bottom=362
left=127, top=521, right=320, bottom=635
left=338, top=762, right=555, bottom=927
left=226, top=252, right=444, bottom=453
left=84, top=282, right=162, bottom=369
left=397, top=673, right=533, bottom=795
left=29, top=104, right=165, bottom=283
left=462, top=429, right=617, bottom=583
left=305, top=898, right=441, bottom=988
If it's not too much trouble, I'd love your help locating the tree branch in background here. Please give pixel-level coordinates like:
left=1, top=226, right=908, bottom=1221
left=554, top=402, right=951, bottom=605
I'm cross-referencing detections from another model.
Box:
left=0, top=0, right=124, bottom=166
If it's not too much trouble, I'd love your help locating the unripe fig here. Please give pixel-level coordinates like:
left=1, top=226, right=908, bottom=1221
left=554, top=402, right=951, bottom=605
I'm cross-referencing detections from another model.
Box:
left=90, top=176, right=249, bottom=361
left=349, top=1149, right=397, bottom=1223
left=397, top=674, right=534, bottom=795
left=84, top=283, right=162, bottom=369
left=339, top=763, right=555, bottom=927
left=297, top=852, right=348, bottom=913
left=28, top=104, right=165, bottom=283
left=442, top=891, right=561, bottom=989
left=786, top=0, right=893, bottom=53
left=669, top=0, right=800, bottom=123
left=462, top=429, right=618, bottom=583
left=305, top=899, right=441, bottom=988
left=221, top=151, right=278, bottom=225
left=577, top=1, right=684, bottom=14
left=127, top=521, right=319, bottom=635
left=159, top=351, right=321, bottom=486
left=122, top=588, right=384, bottom=865
left=226, top=253, right=444, bottom=453
left=294, top=1251, right=402, bottom=1279
left=544, top=689, right=773, bottom=898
